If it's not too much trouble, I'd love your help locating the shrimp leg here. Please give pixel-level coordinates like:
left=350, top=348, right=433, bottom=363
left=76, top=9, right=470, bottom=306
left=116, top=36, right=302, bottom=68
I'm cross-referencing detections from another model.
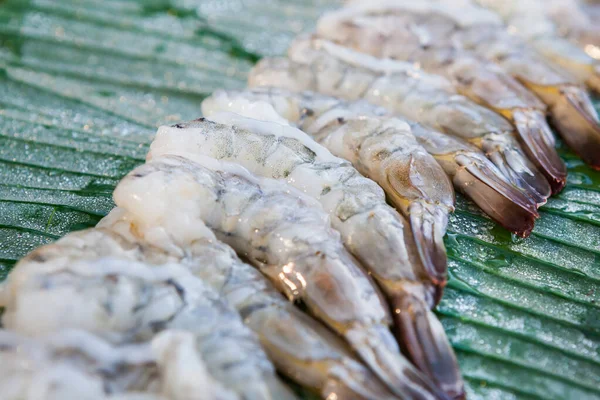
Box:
left=113, top=155, right=448, bottom=400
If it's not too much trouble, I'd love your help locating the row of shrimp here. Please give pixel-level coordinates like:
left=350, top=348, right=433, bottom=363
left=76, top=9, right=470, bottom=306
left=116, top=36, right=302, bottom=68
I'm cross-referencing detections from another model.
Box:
left=3, top=1, right=600, bottom=399
left=0, top=122, right=456, bottom=399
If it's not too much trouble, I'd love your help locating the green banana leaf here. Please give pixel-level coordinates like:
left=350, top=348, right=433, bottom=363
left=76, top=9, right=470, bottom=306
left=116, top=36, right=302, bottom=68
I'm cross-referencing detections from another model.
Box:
left=1, top=1, right=599, bottom=399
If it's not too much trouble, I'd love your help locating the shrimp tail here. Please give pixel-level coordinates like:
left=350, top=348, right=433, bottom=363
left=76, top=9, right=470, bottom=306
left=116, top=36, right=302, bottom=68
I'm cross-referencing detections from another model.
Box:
left=512, top=109, right=567, bottom=195
left=345, top=323, right=451, bottom=400
left=549, top=85, right=600, bottom=170
left=392, top=293, right=465, bottom=400
left=454, top=153, right=539, bottom=237
left=484, top=135, right=553, bottom=205
left=408, top=201, right=449, bottom=295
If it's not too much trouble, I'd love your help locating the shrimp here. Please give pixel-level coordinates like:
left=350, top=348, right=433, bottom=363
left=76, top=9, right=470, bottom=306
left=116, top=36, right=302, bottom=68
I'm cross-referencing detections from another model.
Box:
left=0, top=329, right=238, bottom=400
left=113, top=154, right=449, bottom=400
left=200, top=91, right=453, bottom=289
left=282, top=35, right=557, bottom=201
left=152, top=112, right=442, bottom=292
left=316, top=0, right=600, bottom=170
left=1, top=245, right=294, bottom=400
left=247, top=59, right=540, bottom=237
left=148, top=112, right=461, bottom=397
left=101, top=209, right=402, bottom=400
left=475, top=0, right=600, bottom=85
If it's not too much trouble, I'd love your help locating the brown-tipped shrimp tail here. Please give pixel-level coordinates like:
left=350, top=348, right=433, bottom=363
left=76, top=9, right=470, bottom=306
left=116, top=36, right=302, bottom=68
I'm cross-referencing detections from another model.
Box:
left=345, top=324, right=451, bottom=400
left=486, top=142, right=552, bottom=205
left=454, top=154, right=539, bottom=237
left=550, top=86, right=600, bottom=170
left=409, top=201, right=449, bottom=291
left=512, top=109, right=567, bottom=195
left=392, top=295, right=465, bottom=400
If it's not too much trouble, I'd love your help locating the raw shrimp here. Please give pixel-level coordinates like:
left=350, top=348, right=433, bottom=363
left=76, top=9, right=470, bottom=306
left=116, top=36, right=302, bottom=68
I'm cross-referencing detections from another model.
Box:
left=475, top=0, right=600, bottom=84
left=248, top=59, right=540, bottom=237
left=113, top=154, right=448, bottom=400
left=149, top=111, right=460, bottom=397
left=317, top=0, right=600, bottom=170
left=0, top=329, right=238, bottom=400
left=101, top=209, right=401, bottom=400
left=150, top=112, right=441, bottom=292
left=278, top=36, right=556, bottom=201
left=200, top=92, right=453, bottom=289
left=1, top=247, right=294, bottom=400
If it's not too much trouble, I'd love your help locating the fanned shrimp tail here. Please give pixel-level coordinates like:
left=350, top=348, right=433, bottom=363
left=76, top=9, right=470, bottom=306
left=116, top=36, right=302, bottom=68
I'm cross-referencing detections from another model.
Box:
left=408, top=201, right=449, bottom=293
left=391, top=293, right=465, bottom=400
left=453, top=153, right=539, bottom=237
left=345, top=323, right=450, bottom=400
left=483, top=135, right=552, bottom=205
left=512, top=109, right=567, bottom=194
left=548, top=85, right=600, bottom=169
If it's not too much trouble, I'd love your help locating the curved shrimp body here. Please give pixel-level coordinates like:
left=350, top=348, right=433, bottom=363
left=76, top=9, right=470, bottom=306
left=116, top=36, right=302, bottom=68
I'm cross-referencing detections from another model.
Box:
left=248, top=56, right=540, bottom=237
left=113, top=155, right=447, bottom=400
left=201, top=88, right=454, bottom=289
left=100, top=209, right=401, bottom=400
left=0, top=239, right=293, bottom=400
left=0, top=329, right=239, bottom=400
left=285, top=36, right=555, bottom=202
left=318, top=1, right=599, bottom=171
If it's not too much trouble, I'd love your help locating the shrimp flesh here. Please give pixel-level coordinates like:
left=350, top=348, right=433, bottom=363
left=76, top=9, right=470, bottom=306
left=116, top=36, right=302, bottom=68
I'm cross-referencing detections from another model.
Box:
left=0, top=329, right=239, bottom=400
left=149, top=110, right=461, bottom=397
left=1, top=243, right=294, bottom=400
left=283, top=35, right=556, bottom=200
left=317, top=0, right=600, bottom=170
left=101, top=209, right=402, bottom=400
left=113, top=154, right=449, bottom=400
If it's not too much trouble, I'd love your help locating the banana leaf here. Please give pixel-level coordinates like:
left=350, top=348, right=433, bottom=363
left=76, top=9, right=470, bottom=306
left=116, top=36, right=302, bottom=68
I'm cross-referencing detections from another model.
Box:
left=0, top=1, right=599, bottom=399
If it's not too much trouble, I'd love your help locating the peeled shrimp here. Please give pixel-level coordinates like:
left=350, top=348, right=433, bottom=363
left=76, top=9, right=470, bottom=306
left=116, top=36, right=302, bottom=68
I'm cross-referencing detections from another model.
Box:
left=317, top=0, right=600, bottom=170
left=101, top=209, right=401, bottom=400
left=286, top=35, right=556, bottom=201
left=149, top=109, right=460, bottom=397
left=200, top=91, right=453, bottom=289
left=0, top=329, right=238, bottom=400
left=475, top=0, right=600, bottom=85
left=248, top=58, right=540, bottom=238
left=113, top=154, right=447, bottom=400
left=150, top=112, right=438, bottom=291
left=1, top=242, right=294, bottom=400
